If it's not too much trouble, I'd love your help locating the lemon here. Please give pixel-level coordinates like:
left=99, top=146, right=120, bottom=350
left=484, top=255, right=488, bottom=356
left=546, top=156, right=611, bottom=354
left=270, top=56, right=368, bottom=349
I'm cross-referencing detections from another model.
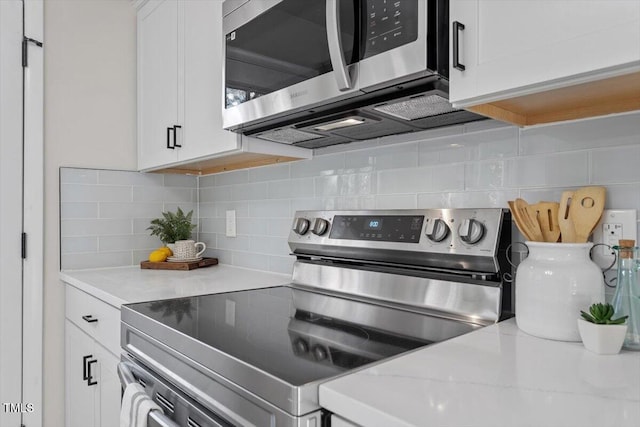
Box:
left=157, top=246, right=173, bottom=257
left=149, top=250, right=168, bottom=262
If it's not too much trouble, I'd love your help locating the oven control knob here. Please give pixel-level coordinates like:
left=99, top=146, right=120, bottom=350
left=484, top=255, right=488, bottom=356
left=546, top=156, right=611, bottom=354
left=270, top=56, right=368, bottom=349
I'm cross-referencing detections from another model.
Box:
left=425, top=218, right=450, bottom=242
left=294, top=338, right=309, bottom=354
left=312, top=345, right=328, bottom=361
left=293, top=218, right=310, bottom=235
left=459, top=219, right=485, bottom=244
left=311, top=218, right=329, bottom=236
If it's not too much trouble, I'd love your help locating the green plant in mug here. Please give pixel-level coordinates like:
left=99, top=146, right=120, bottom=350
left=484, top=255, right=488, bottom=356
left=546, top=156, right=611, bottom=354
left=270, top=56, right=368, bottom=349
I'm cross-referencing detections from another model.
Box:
left=147, top=207, right=196, bottom=244
left=580, top=302, right=628, bottom=325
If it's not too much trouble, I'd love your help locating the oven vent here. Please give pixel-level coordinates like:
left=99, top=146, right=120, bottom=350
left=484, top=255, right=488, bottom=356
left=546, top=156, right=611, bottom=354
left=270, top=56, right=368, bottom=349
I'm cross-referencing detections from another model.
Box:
left=255, top=128, right=324, bottom=144
left=373, top=94, right=459, bottom=121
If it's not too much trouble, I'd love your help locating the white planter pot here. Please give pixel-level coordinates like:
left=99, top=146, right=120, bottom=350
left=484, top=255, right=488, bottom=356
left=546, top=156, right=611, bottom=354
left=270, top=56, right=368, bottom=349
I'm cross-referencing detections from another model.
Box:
left=577, top=318, right=627, bottom=355
left=515, top=242, right=604, bottom=341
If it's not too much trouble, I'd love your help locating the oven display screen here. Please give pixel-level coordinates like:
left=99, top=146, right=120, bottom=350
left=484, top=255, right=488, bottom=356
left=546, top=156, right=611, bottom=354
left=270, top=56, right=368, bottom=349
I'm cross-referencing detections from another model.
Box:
left=330, top=215, right=424, bottom=243
left=365, top=219, right=383, bottom=230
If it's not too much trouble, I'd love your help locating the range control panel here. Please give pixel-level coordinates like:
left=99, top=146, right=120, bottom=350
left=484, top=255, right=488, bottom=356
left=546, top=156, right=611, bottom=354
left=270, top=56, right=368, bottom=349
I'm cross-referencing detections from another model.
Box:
left=288, top=209, right=510, bottom=263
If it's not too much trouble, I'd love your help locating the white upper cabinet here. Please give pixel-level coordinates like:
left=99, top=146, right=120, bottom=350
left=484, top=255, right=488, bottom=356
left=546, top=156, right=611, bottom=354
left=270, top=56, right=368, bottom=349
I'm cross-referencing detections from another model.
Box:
left=450, top=0, right=640, bottom=126
left=136, top=0, right=310, bottom=174
left=137, top=0, right=182, bottom=170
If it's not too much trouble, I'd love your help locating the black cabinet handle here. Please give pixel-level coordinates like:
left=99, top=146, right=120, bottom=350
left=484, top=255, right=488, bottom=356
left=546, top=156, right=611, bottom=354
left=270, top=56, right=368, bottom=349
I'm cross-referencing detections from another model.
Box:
left=167, top=127, right=175, bottom=149
left=82, top=315, right=98, bottom=323
left=87, top=359, right=98, bottom=386
left=82, top=354, right=92, bottom=380
left=453, top=21, right=466, bottom=71
left=173, top=125, right=182, bottom=148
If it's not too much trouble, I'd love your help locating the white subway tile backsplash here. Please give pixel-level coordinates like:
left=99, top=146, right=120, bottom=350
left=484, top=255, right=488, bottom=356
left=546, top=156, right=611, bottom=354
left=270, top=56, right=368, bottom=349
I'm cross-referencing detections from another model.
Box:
left=61, top=251, right=133, bottom=270
left=163, top=174, right=198, bottom=188
left=267, top=178, right=314, bottom=199
left=231, top=182, right=268, bottom=201
left=61, top=236, right=98, bottom=254
left=61, top=219, right=132, bottom=237
left=248, top=164, right=290, bottom=182
left=344, top=143, right=419, bottom=171
left=290, top=153, right=345, bottom=178
left=506, top=152, right=589, bottom=188
left=60, top=202, right=98, bottom=219
left=215, top=170, right=248, bottom=186
left=248, top=200, right=291, bottom=218
left=465, top=160, right=506, bottom=190
left=60, top=167, right=199, bottom=269
left=60, top=168, right=98, bottom=184
left=99, top=202, right=164, bottom=219
left=591, top=145, right=640, bottom=184
left=520, top=112, right=640, bottom=155
left=233, top=252, right=270, bottom=271
left=62, top=113, right=640, bottom=274
left=61, top=184, right=132, bottom=203
left=98, top=169, right=164, bottom=186
left=200, top=186, right=232, bottom=202
left=375, top=194, right=417, bottom=209
left=98, top=235, right=158, bottom=252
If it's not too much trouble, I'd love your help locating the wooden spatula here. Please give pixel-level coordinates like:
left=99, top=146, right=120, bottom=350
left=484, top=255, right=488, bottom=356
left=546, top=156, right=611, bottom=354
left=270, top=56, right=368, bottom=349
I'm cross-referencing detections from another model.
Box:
left=532, top=201, right=560, bottom=242
left=508, top=200, right=534, bottom=240
left=570, top=186, right=606, bottom=243
left=514, top=198, right=544, bottom=242
left=558, top=191, right=576, bottom=243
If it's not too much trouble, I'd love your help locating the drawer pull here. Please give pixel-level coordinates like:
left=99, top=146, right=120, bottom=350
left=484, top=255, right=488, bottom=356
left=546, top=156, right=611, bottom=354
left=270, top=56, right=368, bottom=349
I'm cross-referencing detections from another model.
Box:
left=82, top=314, right=98, bottom=323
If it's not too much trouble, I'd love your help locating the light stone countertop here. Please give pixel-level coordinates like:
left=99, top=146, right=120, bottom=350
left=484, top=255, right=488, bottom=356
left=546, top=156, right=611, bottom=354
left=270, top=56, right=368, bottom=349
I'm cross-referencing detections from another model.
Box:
left=60, top=266, right=640, bottom=427
left=60, top=264, right=291, bottom=308
left=319, top=319, right=640, bottom=427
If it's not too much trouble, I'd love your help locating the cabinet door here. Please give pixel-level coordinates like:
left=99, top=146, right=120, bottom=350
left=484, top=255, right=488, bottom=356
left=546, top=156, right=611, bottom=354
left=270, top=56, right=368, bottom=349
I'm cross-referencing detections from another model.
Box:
left=450, top=0, right=640, bottom=105
left=137, top=0, right=181, bottom=170
left=65, top=321, right=97, bottom=427
left=94, top=344, right=121, bottom=427
left=179, top=0, right=239, bottom=162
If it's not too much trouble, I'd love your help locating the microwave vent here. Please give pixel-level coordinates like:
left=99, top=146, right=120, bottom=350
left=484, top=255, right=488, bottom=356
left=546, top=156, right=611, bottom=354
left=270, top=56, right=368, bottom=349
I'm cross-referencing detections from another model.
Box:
left=255, top=128, right=324, bottom=144
left=373, top=94, right=459, bottom=121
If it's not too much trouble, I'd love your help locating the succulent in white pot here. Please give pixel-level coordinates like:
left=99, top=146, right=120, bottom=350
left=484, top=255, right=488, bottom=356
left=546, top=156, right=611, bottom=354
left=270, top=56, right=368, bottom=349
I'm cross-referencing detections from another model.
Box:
left=578, top=303, right=628, bottom=355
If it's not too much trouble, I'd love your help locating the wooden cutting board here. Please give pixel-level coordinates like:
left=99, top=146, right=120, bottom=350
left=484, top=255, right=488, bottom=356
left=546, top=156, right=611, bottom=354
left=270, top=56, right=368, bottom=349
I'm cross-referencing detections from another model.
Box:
left=140, top=257, right=218, bottom=271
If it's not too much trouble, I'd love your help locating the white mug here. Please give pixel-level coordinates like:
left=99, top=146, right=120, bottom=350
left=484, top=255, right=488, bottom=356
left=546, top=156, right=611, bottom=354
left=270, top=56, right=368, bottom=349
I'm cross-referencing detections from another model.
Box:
left=173, top=240, right=206, bottom=259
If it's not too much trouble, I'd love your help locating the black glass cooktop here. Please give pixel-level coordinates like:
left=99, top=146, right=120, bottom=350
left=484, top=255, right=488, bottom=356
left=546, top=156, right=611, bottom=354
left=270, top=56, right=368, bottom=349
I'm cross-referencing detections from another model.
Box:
left=125, top=286, right=473, bottom=387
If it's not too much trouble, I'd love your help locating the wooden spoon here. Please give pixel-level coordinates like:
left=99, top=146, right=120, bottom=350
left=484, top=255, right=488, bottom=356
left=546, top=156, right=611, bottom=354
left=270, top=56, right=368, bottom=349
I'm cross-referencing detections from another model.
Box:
left=514, top=198, right=544, bottom=242
left=508, top=200, right=534, bottom=240
left=531, top=201, right=560, bottom=242
left=570, top=186, right=606, bottom=243
left=558, top=191, right=576, bottom=243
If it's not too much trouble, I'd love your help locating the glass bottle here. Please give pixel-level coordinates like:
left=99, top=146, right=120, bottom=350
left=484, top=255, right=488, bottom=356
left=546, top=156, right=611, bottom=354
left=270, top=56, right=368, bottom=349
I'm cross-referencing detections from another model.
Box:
left=611, top=239, right=640, bottom=350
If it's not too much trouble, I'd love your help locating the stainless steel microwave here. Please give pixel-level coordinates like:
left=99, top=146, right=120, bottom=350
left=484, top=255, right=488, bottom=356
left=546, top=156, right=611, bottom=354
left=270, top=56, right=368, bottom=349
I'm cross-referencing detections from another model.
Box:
left=222, top=0, right=484, bottom=149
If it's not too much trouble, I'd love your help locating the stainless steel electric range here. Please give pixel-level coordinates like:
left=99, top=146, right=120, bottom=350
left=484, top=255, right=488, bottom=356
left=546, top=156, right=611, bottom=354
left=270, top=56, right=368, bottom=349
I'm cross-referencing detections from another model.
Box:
left=119, top=209, right=512, bottom=427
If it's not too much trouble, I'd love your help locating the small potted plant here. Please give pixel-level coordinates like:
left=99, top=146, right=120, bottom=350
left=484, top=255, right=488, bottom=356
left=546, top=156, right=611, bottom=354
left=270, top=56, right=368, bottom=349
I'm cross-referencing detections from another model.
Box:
left=577, top=303, right=628, bottom=355
left=147, top=207, right=197, bottom=250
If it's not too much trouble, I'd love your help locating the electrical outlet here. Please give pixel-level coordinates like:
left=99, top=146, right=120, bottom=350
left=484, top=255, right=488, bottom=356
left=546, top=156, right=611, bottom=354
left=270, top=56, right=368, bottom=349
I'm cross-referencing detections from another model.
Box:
left=592, top=209, right=637, bottom=270
left=226, top=210, right=236, bottom=237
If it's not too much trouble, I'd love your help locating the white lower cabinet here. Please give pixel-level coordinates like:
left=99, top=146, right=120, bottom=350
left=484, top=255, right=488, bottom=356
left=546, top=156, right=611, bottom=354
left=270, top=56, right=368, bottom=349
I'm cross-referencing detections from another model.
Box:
left=65, top=285, right=121, bottom=427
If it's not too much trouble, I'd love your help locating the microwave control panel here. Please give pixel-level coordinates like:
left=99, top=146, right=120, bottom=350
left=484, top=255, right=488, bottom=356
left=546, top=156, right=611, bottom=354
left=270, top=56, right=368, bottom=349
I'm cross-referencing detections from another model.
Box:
left=364, top=0, right=418, bottom=58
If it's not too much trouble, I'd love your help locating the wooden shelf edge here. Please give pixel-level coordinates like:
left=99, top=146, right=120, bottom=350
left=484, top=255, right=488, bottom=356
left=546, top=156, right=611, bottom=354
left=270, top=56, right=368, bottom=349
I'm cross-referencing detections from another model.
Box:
left=150, top=153, right=305, bottom=176
left=465, top=70, right=640, bottom=127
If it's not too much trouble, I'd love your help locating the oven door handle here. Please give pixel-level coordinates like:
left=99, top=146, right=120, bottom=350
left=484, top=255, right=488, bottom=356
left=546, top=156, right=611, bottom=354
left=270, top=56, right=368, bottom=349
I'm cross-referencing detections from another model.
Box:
left=326, top=0, right=353, bottom=91
left=117, top=362, right=180, bottom=427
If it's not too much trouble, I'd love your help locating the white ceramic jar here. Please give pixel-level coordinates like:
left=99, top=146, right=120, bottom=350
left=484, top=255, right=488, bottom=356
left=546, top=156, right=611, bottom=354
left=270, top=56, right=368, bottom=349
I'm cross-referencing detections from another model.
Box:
left=516, top=242, right=604, bottom=341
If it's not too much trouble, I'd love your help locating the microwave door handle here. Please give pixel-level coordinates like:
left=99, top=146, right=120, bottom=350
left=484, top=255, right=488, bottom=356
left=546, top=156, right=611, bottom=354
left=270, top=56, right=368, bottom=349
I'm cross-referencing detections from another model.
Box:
left=326, top=0, right=352, bottom=91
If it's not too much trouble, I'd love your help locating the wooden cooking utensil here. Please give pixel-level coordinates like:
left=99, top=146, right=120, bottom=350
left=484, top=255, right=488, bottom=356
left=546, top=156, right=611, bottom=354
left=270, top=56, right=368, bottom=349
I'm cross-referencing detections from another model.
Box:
left=514, top=198, right=544, bottom=242
left=570, top=186, right=606, bottom=243
left=508, top=200, right=534, bottom=240
left=558, top=191, right=576, bottom=243
left=531, top=201, right=560, bottom=242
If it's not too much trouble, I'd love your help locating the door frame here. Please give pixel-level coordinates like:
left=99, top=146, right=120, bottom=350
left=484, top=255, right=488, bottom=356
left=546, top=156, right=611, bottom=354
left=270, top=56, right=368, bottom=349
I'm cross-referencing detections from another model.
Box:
left=22, top=0, right=44, bottom=426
